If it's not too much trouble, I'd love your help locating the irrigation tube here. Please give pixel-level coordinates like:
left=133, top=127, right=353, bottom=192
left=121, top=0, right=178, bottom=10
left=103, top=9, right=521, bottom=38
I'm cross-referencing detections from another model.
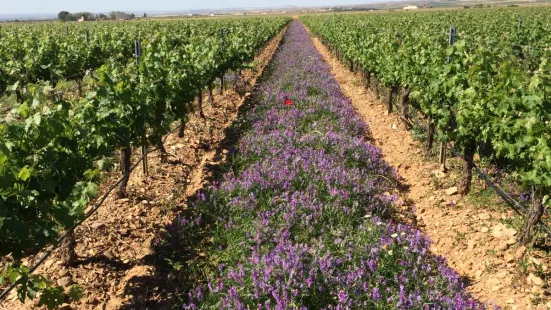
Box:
left=449, top=147, right=551, bottom=238
left=375, top=83, right=551, bottom=238
left=0, top=124, right=183, bottom=303
left=0, top=150, right=149, bottom=302
left=323, top=37, right=551, bottom=239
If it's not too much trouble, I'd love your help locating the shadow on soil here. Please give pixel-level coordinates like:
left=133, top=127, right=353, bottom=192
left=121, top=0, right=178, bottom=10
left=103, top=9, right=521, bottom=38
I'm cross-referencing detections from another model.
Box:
left=114, top=42, right=281, bottom=310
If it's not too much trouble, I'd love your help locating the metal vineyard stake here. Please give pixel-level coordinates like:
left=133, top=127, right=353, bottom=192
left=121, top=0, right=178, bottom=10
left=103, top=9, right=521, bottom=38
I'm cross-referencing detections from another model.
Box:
left=440, top=26, right=456, bottom=171
left=134, top=40, right=148, bottom=176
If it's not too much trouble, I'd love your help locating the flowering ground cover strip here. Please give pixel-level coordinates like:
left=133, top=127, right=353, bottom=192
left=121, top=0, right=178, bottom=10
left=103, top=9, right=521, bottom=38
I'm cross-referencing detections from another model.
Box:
left=159, top=21, right=488, bottom=309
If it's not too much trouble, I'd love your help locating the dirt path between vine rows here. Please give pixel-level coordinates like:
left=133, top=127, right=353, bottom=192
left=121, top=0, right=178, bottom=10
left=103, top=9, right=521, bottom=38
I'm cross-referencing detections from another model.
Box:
left=309, top=32, right=551, bottom=309
left=1, top=26, right=287, bottom=310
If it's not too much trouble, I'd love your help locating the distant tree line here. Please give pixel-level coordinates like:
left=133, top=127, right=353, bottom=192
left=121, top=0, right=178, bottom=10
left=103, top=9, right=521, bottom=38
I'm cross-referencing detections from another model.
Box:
left=58, top=11, right=138, bottom=22
left=331, top=7, right=377, bottom=12
left=463, top=4, right=494, bottom=9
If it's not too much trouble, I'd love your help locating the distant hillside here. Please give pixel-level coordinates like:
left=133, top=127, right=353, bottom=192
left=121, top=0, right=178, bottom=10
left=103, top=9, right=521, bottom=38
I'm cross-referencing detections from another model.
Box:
left=0, top=13, right=57, bottom=21
left=346, top=0, right=548, bottom=9
left=1, top=0, right=549, bottom=22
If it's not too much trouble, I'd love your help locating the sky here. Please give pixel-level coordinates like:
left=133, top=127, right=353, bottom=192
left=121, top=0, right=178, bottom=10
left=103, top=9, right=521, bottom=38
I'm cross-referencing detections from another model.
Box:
left=2, top=0, right=391, bottom=15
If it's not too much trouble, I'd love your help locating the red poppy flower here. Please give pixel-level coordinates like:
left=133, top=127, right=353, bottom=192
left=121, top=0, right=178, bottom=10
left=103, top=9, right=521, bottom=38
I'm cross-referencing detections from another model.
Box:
left=285, top=99, right=293, bottom=106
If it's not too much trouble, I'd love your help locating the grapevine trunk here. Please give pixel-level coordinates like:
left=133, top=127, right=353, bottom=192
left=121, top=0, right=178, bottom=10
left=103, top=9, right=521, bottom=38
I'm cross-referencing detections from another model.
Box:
left=373, top=76, right=380, bottom=99
left=198, top=92, right=205, bottom=119
left=458, top=140, right=476, bottom=195
left=208, top=87, right=214, bottom=106
left=400, top=87, right=411, bottom=129
left=116, top=147, right=132, bottom=199
left=61, top=230, right=77, bottom=267
left=426, top=117, right=435, bottom=151
left=178, top=119, right=186, bottom=138
left=157, top=136, right=168, bottom=163
left=520, top=186, right=544, bottom=245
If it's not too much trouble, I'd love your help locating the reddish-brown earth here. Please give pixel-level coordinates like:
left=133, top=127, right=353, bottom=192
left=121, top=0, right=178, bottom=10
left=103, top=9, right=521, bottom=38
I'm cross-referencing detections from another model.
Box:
left=4, top=22, right=551, bottom=310
left=309, top=32, right=551, bottom=310
left=1, top=26, right=286, bottom=310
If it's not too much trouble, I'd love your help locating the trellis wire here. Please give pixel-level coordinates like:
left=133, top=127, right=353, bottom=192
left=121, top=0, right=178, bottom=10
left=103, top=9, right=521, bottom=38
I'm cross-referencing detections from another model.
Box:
left=321, top=24, right=551, bottom=239
left=0, top=123, right=182, bottom=303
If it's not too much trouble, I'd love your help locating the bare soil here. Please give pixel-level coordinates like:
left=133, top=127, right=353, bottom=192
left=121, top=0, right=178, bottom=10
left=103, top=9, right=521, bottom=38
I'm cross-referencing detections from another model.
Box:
left=310, top=33, right=551, bottom=310
left=1, top=26, right=286, bottom=310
